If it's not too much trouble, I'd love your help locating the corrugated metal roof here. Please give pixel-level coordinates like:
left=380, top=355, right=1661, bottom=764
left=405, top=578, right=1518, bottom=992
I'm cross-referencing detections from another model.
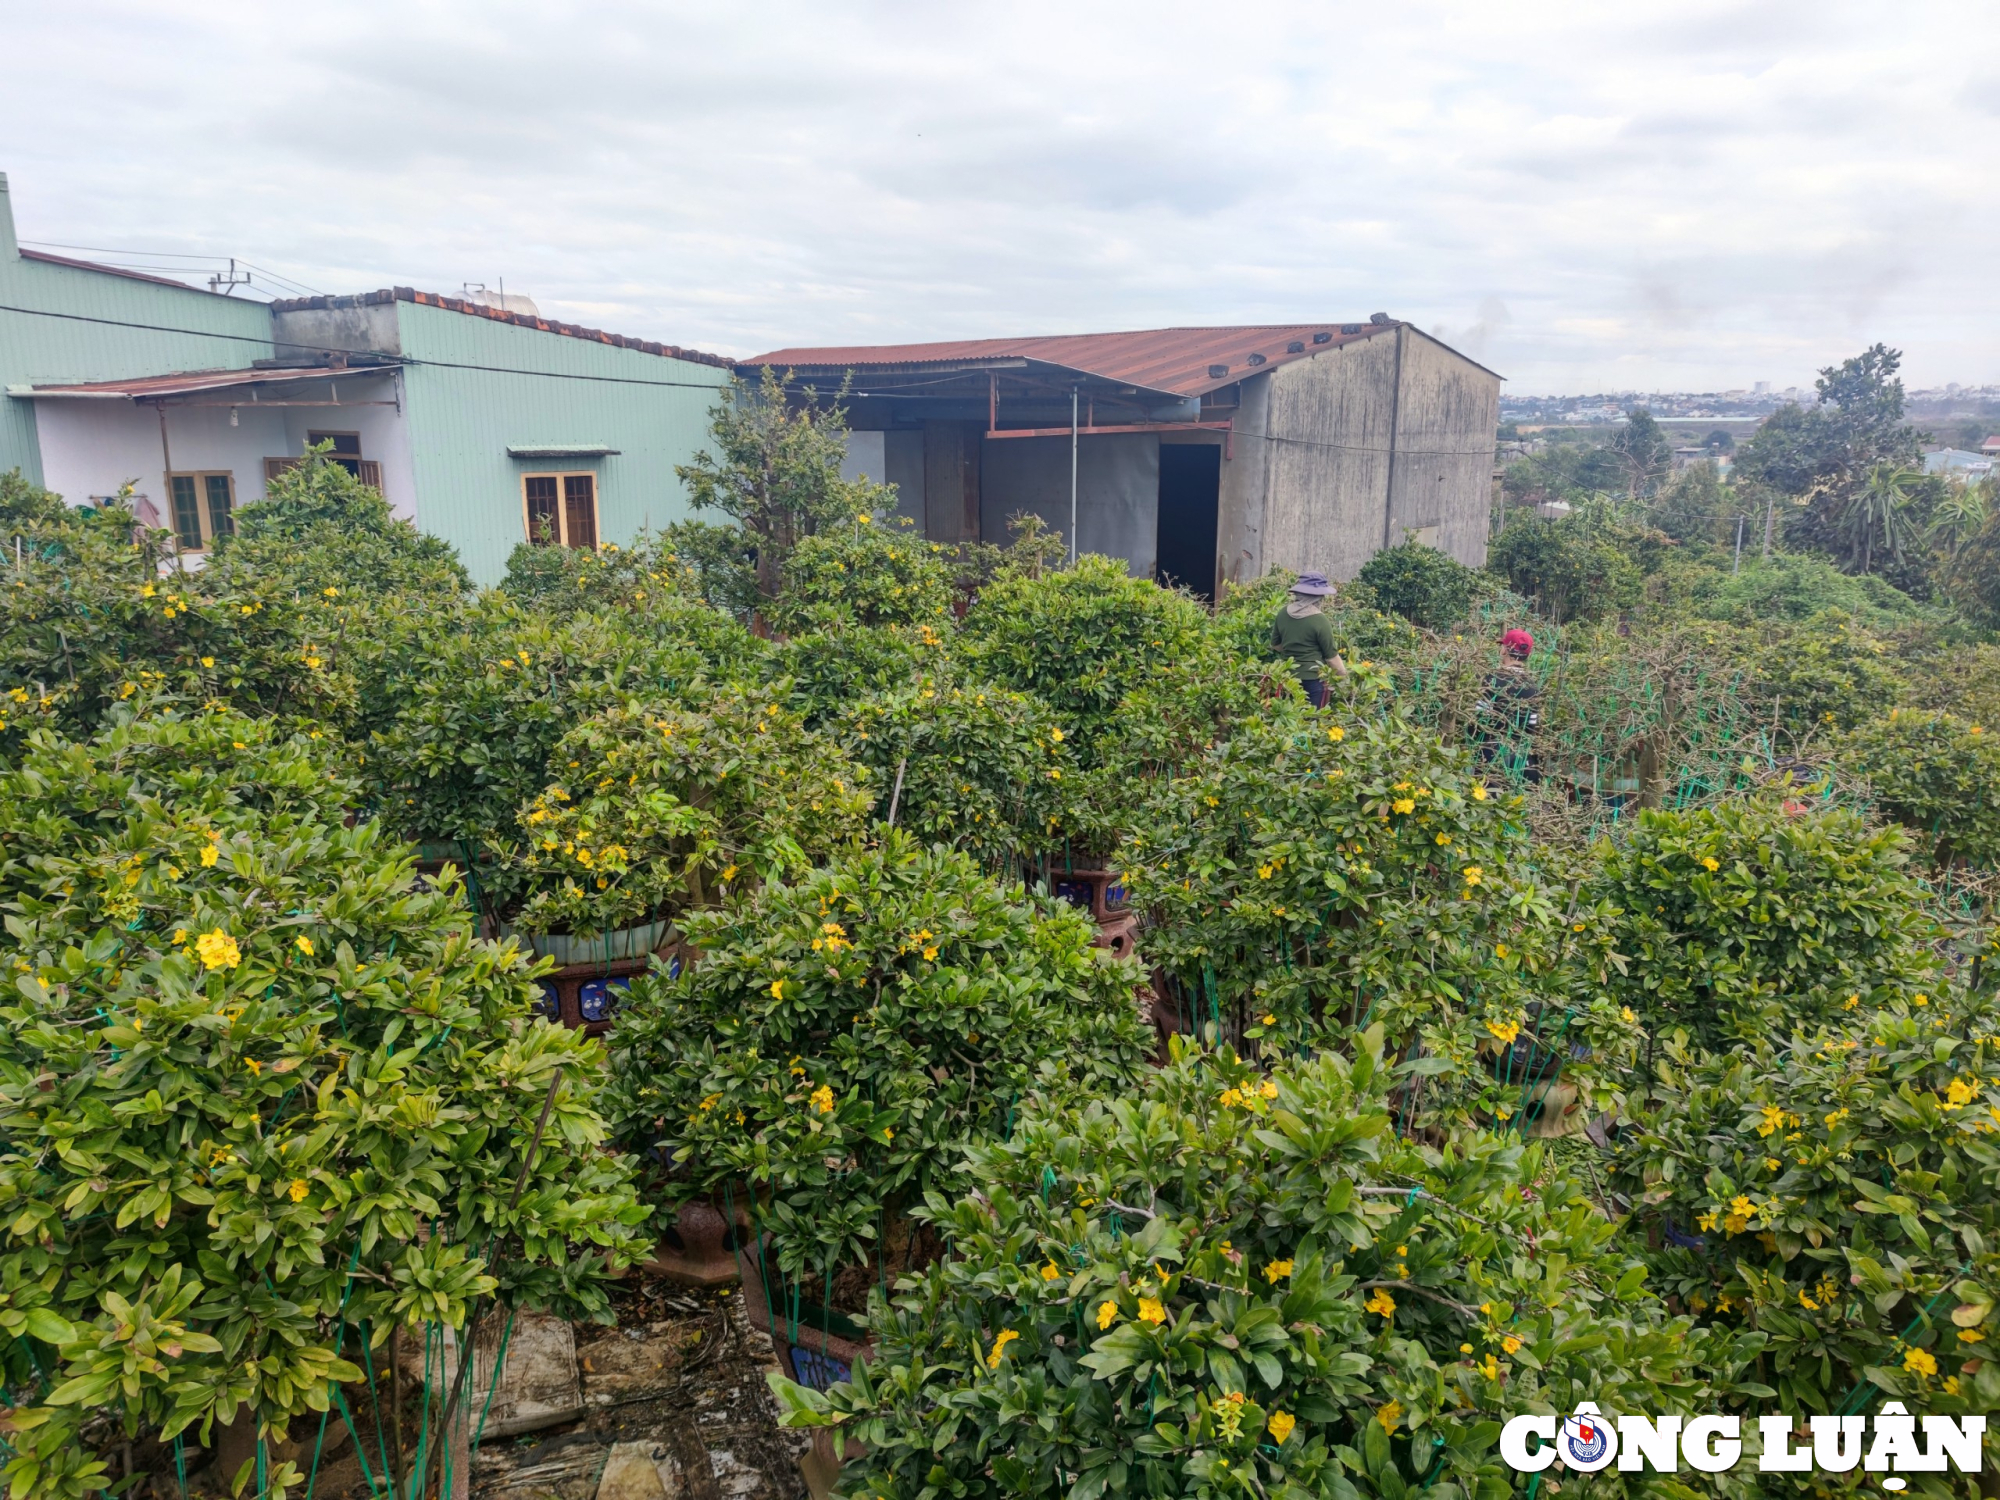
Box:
left=745, top=323, right=1399, bottom=398
left=22, top=365, right=394, bottom=399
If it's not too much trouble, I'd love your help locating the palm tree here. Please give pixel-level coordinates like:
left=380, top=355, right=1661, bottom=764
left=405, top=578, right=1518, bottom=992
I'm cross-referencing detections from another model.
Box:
left=1928, top=478, right=1990, bottom=563
left=1836, top=462, right=1921, bottom=574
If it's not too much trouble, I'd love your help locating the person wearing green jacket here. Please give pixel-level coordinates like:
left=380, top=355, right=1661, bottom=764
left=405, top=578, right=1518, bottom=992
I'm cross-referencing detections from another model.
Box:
left=1269, top=572, right=1347, bottom=707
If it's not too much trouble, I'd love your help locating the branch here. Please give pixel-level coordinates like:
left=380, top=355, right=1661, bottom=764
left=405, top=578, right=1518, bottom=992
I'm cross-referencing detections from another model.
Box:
left=1357, top=1280, right=1482, bottom=1319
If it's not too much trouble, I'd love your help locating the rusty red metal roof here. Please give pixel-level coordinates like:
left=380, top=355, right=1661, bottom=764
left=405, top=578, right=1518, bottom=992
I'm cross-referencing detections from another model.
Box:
left=24, top=365, right=395, bottom=399
left=745, top=323, right=1400, bottom=398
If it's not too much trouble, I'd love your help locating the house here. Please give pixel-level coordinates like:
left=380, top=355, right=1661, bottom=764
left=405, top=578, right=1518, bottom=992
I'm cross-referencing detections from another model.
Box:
left=1982, top=435, right=2000, bottom=457
left=745, top=319, right=1501, bottom=599
left=0, top=172, right=731, bottom=584
left=1925, top=448, right=1995, bottom=479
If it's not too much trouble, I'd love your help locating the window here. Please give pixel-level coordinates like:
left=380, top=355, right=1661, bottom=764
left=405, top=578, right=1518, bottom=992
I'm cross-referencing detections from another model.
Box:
left=522, top=472, right=599, bottom=548
left=307, top=431, right=364, bottom=477
left=264, top=453, right=382, bottom=489
left=167, top=472, right=235, bottom=551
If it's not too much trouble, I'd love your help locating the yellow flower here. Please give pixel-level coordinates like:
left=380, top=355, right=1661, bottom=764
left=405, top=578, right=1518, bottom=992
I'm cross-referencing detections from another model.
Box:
left=1097, top=1300, right=1118, bottom=1330
left=1903, top=1346, right=1938, bottom=1378
left=1702, top=856, right=1719, bottom=871
left=243, top=1058, right=262, bottom=1075
left=986, top=1329, right=1019, bottom=1368
left=1219, top=1088, right=1244, bottom=1108
left=288, top=1178, right=309, bottom=1202
left=1757, top=1104, right=1786, bottom=1137
left=1945, top=1079, right=1978, bottom=1110
left=1137, top=1297, right=1167, bottom=1325
left=1376, top=1401, right=1403, bottom=1434
left=923, top=946, right=939, bottom=962
left=1480, top=1354, right=1501, bottom=1380
left=1459, top=1343, right=1473, bottom=1354
left=1696, top=1210, right=1718, bottom=1232
left=1471, top=784, right=1488, bottom=800
left=323, top=586, right=340, bottom=597
left=200, top=844, right=219, bottom=868
left=200, top=656, right=214, bottom=668
left=1495, top=943, right=1509, bottom=958
left=1267, top=1410, right=1296, bottom=1444
left=1501, top=1335, right=1521, bottom=1355
left=1485, top=1018, right=1520, bottom=1046
left=295, top=936, right=313, bottom=956
left=769, top=979, right=785, bottom=999
left=1259, top=1079, right=1277, bottom=1099
left=195, top=929, right=241, bottom=970
left=1391, top=798, right=1415, bottom=815
left=1461, top=866, right=1483, bottom=886
left=1435, top=833, right=1452, bottom=846
left=810, top=1085, right=835, bottom=1114
left=1327, top=725, right=1345, bottom=742
left=1958, top=1328, right=1985, bottom=1343
left=1041, top=1262, right=1061, bottom=1281
left=1050, top=727, right=1064, bottom=742
left=1844, top=994, right=1860, bottom=1009
left=1363, top=1288, right=1396, bottom=1319
left=1824, top=1108, right=1849, bottom=1128
left=1261, top=1013, right=1277, bottom=1026
left=1620, top=1006, right=1635, bottom=1022
left=1264, top=1259, right=1294, bottom=1283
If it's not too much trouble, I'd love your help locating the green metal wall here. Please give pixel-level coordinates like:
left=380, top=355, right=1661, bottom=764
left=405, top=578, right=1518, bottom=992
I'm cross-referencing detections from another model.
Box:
left=0, top=173, right=274, bottom=486
left=394, top=300, right=733, bottom=585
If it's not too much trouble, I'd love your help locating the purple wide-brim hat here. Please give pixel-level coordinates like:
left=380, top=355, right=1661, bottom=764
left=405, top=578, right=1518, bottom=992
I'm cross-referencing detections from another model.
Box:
left=1291, top=572, right=1335, bottom=596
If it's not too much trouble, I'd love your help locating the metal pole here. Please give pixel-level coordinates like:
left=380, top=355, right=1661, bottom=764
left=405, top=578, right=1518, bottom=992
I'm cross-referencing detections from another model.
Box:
left=1732, top=514, right=1745, bottom=573
left=1762, top=491, right=1775, bottom=560
left=1068, top=387, right=1079, bottom=566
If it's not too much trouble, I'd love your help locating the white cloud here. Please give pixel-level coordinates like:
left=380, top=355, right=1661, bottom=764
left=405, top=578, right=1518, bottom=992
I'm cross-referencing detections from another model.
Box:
left=1, top=0, right=1993, bottom=392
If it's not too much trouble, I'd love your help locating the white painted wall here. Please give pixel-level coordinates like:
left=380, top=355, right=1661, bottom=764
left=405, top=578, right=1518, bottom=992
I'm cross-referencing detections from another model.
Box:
left=29, top=370, right=416, bottom=525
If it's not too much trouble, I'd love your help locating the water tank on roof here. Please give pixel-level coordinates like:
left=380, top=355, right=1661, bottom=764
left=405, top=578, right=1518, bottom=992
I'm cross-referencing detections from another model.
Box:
left=464, top=286, right=541, bottom=317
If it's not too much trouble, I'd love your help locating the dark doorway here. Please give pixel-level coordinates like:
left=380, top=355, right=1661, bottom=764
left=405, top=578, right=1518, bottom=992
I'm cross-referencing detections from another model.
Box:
left=1156, top=444, right=1220, bottom=600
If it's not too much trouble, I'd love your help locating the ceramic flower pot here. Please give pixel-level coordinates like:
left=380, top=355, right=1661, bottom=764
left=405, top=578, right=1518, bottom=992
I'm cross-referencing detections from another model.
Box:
left=733, top=1234, right=874, bottom=1394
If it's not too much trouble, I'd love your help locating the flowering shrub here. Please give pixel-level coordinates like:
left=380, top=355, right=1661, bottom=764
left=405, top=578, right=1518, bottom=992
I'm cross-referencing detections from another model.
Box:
left=1837, top=709, right=2000, bottom=867
left=765, top=521, right=955, bottom=634
left=0, top=711, right=645, bottom=1496
left=365, top=601, right=721, bottom=878
left=1590, top=800, right=1943, bottom=1047
left=0, top=473, right=351, bottom=750
left=842, top=674, right=1071, bottom=865
left=766, top=622, right=949, bottom=729
left=1123, top=704, right=1637, bottom=1125
left=514, top=692, right=874, bottom=935
left=1355, top=541, right=1485, bottom=630
left=773, top=1035, right=1760, bottom=1499
left=1613, top=984, right=2000, bottom=1421
left=962, top=556, right=1209, bottom=764
left=604, top=833, right=1153, bottom=1281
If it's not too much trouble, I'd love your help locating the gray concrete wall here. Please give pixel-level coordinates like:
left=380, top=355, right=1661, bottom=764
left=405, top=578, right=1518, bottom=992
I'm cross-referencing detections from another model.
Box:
left=270, top=303, right=402, bottom=358
left=1387, top=330, right=1500, bottom=567
left=1258, top=331, right=1400, bottom=581
left=1214, top=379, right=1272, bottom=593
left=979, top=431, right=1158, bottom=576
left=885, top=430, right=924, bottom=527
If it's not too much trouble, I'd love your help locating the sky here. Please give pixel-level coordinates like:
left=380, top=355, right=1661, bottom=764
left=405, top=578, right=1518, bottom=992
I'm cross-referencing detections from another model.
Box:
left=2, top=0, right=1995, bottom=395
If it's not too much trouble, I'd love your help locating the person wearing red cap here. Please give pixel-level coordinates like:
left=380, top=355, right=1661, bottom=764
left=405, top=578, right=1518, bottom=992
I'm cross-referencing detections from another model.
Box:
left=1269, top=572, right=1348, bottom=707
left=1476, top=627, right=1542, bottom=784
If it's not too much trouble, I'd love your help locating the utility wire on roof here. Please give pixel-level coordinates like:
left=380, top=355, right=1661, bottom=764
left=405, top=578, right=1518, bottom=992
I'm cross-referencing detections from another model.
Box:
left=18, top=242, right=326, bottom=298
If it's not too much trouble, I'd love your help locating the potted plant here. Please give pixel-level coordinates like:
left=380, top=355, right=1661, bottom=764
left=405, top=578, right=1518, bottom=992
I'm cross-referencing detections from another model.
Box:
left=601, top=832, right=1155, bottom=1392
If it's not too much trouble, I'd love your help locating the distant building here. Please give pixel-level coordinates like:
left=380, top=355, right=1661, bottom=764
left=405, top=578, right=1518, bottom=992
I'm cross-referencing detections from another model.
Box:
left=1925, top=448, right=1995, bottom=478
left=0, top=171, right=730, bottom=584
left=745, top=321, right=1500, bottom=598
left=1983, top=435, right=2000, bottom=457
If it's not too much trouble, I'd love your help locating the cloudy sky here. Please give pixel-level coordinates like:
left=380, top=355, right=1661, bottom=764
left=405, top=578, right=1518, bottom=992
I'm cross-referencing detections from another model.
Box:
left=3, top=0, right=1993, bottom=394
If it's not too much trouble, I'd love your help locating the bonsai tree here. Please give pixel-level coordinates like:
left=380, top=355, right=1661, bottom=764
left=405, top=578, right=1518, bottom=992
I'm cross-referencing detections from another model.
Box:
left=364, top=600, right=724, bottom=887
left=774, top=1034, right=1763, bottom=1499
left=1123, top=701, right=1637, bottom=1130
left=675, top=367, right=897, bottom=610
left=0, top=472, right=350, bottom=751
left=1355, top=542, right=1483, bottom=631
left=603, top=832, right=1154, bottom=1287
left=961, top=555, right=1209, bottom=766
left=1613, top=981, right=2000, bottom=1423
left=765, top=520, right=955, bottom=635
left=1589, top=798, right=1942, bottom=1047
left=841, top=674, right=1071, bottom=869
left=0, top=710, right=646, bottom=1498
left=513, top=692, right=875, bottom=937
